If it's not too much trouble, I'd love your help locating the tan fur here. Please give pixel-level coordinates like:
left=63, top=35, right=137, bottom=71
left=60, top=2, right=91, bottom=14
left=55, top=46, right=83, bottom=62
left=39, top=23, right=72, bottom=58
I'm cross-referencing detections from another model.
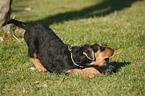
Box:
left=66, top=67, right=100, bottom=78
left=89, top=44, right=114, bottom=66
left=28, top=53, right=47, bottom=72
left=29, top=57, right=47, bottom=71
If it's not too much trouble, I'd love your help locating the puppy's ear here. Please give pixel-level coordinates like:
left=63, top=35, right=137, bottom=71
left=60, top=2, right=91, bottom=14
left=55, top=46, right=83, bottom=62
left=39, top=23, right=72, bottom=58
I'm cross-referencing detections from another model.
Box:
left=88, top=43, right=100, bottom=52
left=83, top=47, right=95, bottom=61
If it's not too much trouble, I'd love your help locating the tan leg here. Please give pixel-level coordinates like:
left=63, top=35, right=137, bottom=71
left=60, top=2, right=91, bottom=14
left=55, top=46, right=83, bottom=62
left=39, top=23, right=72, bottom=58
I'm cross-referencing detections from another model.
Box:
left=82, top=67, right=101, bottom=74
left=66, top=67, right=100, bottom=78
left=66, top=69, right=83, bottom=75
left=28, top=57, right=47, bottom=72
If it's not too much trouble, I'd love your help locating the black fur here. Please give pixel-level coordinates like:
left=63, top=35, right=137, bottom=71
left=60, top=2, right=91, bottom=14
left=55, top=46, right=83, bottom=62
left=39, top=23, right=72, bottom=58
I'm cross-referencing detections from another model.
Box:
left=6, top=19, right=95, bottom=73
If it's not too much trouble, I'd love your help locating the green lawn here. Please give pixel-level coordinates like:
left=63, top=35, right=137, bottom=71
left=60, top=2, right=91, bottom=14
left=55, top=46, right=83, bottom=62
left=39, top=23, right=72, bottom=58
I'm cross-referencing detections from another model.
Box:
left=0, top=0, right=145, bottom=95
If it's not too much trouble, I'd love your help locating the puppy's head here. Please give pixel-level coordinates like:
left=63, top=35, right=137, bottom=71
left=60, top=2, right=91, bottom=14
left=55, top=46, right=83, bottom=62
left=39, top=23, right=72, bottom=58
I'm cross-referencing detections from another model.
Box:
left=87, top=43, right=114, bottom=66
left=71, top=43, right=114, bottom=67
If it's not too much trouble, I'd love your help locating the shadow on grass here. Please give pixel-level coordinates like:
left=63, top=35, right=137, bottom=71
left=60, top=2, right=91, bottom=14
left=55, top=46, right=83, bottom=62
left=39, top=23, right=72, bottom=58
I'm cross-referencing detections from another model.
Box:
left=27, top=0, right=140, bottom=25
left=109, top=61, right=131, bottom=73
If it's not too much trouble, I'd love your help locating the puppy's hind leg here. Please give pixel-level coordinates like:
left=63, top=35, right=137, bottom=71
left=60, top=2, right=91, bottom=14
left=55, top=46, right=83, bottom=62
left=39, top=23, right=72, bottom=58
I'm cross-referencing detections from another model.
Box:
left=27, top=40, right=47, bottom=72
left=28, top=55, right=47, bottom=72
left=27, top=39, right=38, bottom=58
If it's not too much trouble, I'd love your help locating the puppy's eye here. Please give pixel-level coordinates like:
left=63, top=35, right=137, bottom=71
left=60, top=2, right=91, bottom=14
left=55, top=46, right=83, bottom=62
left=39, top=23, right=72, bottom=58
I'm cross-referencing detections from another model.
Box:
left=100, top=46, right=105, bottom=51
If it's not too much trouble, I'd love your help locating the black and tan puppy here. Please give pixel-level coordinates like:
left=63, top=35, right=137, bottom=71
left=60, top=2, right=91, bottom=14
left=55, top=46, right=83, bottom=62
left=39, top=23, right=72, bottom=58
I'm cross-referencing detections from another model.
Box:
left=4, top=19, right=114, bottom=77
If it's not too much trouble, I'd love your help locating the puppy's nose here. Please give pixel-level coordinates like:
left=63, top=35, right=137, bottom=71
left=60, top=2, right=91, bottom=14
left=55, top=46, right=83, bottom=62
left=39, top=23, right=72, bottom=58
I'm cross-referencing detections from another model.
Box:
left=112, top=49, right=115, bottom=53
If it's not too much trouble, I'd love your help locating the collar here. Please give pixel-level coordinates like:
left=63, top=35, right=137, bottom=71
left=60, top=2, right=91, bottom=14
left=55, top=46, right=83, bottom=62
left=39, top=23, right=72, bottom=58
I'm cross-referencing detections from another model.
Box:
left=68, top=46, right=83, bottom=67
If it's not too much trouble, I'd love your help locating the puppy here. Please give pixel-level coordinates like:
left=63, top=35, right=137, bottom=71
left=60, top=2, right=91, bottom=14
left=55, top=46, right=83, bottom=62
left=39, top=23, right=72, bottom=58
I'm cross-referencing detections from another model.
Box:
left=4, top=19, right=114, bottom=77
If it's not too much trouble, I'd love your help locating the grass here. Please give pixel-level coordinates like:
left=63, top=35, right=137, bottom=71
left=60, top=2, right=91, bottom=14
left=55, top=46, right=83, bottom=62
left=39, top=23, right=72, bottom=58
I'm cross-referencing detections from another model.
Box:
left=0, top=0, right=145, bottom=95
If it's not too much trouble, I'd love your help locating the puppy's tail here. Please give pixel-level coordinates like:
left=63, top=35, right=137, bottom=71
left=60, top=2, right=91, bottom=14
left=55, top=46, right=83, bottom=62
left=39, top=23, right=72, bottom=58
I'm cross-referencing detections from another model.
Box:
left=3, top=19, right=27, bottom=29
